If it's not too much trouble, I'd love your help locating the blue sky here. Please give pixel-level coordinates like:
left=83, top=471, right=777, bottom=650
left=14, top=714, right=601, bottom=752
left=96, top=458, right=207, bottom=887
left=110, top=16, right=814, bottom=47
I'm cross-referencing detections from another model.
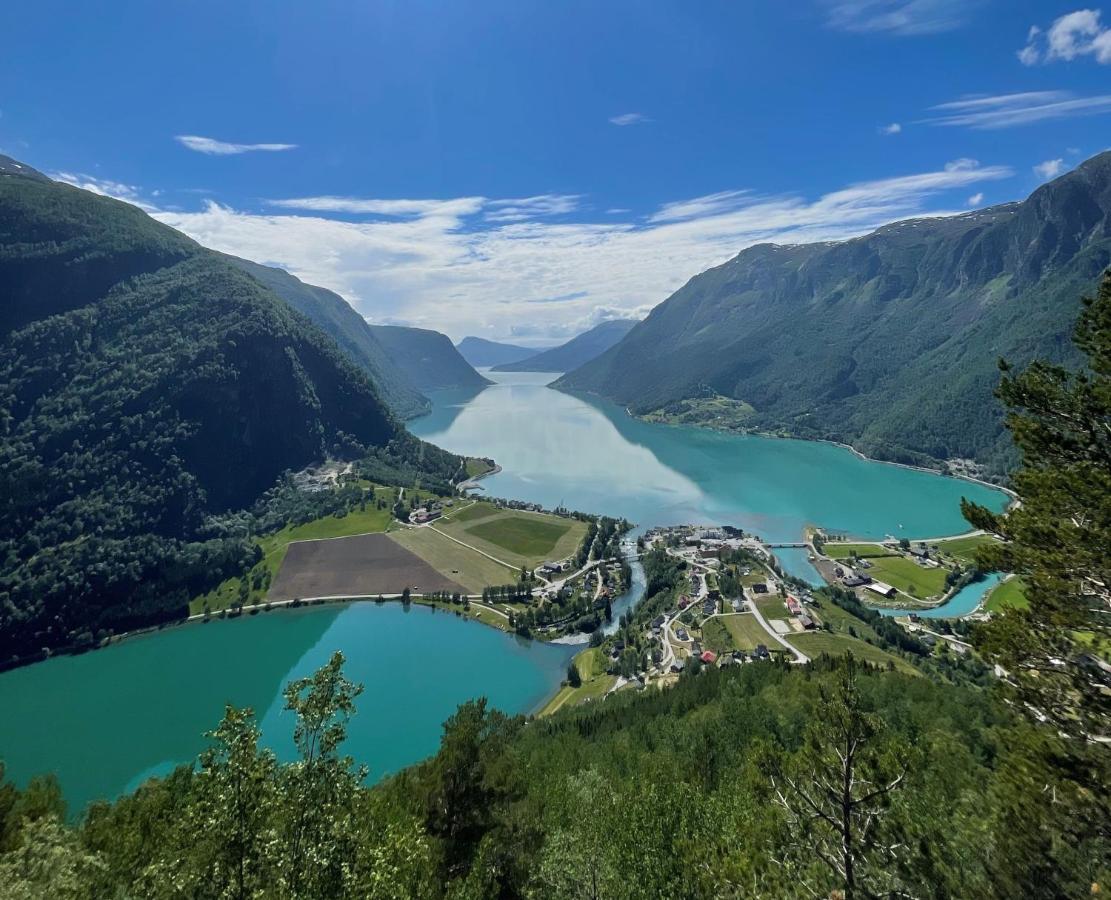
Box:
left=4, top=0, right=1111, bottom=342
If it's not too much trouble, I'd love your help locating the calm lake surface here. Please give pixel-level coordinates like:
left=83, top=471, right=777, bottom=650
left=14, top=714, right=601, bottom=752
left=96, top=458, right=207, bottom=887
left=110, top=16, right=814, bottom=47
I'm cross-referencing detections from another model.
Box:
left=0, top=371, right=1008, bottom=816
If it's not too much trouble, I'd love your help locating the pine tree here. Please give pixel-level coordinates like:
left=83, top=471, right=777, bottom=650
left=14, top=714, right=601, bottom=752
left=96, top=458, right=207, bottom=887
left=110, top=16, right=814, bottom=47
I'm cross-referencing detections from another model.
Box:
left=963, top=271, right=1111, bottom=740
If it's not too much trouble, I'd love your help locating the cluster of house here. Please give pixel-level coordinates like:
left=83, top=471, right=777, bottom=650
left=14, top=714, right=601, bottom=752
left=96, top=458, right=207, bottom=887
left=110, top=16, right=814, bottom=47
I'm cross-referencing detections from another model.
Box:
left=538, top=559, right=567, bottom=576
left=668, top=644, right=771, bottom=673
left=785, top=594, right=816, bottom=630
left=834, top=564, right=897, bottom=599
left=411, top=501, right=448, bottom=524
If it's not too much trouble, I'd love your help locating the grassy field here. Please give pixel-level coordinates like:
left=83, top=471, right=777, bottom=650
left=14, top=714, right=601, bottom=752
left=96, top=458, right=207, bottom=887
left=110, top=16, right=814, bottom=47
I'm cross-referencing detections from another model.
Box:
left=788, top=632, right=918, bottom=674
left=701, top=618, right=735, bottom=653
left=537, top=648, right=616, bottom=716
left=442, top=500, right=496, bottom=524
left=753, top=595, right=791, bottom=620
left=389, top=527, right=517, bottom=593
left=191, top=496, right=398, bottom=614
left=824, top=542, right=890, bottom=560
left=985, top=576, right=1029, bottom=612
left=865, top=556, right=948, bottom=600
left=720, top=613, right=773, bottom=651
left=933, top=534, right=998, bottom=565
left=464, top=458, right=495, bottom=479
left=439, top=504, right=588, bottom=569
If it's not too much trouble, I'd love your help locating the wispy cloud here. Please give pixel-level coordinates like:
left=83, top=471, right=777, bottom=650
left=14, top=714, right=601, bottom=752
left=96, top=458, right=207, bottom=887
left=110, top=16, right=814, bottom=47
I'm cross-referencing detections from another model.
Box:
left=823, top=0, right=979, bottom=35
left=267, top=196, right=484, bottom=218
left=923, top=90, right=1111, bottom=128
left=649, top=190, right=755, bottom=224
left=1018, top=8, right=1111, bottom=65
left=967, top=192, right=984, bottom=206
left=609, top=112, right=648, bottom=126
left=484, top=194, right=581, bottom=222
left=1034, top=158, right=1066, bottom=180
left=148, top=157, right=1013, bottom=342
left=175, top=135, right=297, bottom=155
left=879, top=122, right=903, bottom=135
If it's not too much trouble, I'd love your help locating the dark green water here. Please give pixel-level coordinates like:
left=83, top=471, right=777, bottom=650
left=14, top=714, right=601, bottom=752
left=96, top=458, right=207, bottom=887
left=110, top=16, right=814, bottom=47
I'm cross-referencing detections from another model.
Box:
left=0, top=372, right=1008, bottom=816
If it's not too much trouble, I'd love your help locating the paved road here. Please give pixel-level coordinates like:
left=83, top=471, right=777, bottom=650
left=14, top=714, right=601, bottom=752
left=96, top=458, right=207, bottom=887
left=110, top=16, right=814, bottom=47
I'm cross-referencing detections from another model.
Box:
left=746, top=596, right=809, bottom=663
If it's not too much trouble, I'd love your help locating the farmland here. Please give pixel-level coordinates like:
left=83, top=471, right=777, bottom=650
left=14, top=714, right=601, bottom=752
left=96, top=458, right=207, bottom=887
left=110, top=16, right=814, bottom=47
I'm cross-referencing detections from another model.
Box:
left=390, top=527, right=517, bottom=593
left=268, top=533, right=466, bottom=600
left=437, top=502, right=589, bottom=569
left=787, top=631, right=918, bottom=674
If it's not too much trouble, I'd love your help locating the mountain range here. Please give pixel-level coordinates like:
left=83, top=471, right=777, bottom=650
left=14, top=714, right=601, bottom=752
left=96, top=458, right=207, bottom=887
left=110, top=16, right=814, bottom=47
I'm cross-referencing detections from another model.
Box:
left=456, top=336, right=538, bottom=368
left=0, top=155, right=460, bottom=660
left=557, top=151, right=1111, bottom=474
left=491, top=318, right=639, bottom=372
left=368, top=325, right=490, bottom=391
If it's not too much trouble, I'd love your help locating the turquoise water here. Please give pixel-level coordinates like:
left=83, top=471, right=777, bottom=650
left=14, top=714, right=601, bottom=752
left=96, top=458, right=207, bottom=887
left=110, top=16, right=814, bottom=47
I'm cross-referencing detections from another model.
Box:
left=878, top=572, right=1004, bottom=619
left=0, top=371, right=1009, bottom=816
left=0, top=603, right=571, bottom=818
left=411, top=372, right=1009, bottom=542
left=774, top=547, right=824, bottom=586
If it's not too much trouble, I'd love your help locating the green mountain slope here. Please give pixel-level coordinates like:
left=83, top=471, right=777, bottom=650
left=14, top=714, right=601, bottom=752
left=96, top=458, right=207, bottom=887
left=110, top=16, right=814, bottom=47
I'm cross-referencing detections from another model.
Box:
left=455, top=335, right=536, bottom=368
left=225, top=258, right=431, bottom=419
left=370, top=324, right=490, bottom=391
left=492, top=318, right=639, bottom=372
left=557, top=152, right=1111, bottom=473
left=0, top=162, right=438, bottom=661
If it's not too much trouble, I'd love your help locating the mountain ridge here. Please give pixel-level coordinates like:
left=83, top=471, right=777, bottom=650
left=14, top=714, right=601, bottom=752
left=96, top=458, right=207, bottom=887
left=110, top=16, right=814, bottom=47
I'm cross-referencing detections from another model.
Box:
left=491, top=318, right=639, bottom=372
left=556, top=151, right=1111, bottom=474
left=456, top=335, right=537, bottom=368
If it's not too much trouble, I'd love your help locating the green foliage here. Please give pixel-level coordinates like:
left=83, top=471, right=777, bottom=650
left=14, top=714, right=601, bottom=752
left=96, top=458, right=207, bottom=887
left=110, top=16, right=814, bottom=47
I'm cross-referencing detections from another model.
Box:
left=368, top=324, right=490, bottom=392
left=963, top=271, right=1111, bottom=740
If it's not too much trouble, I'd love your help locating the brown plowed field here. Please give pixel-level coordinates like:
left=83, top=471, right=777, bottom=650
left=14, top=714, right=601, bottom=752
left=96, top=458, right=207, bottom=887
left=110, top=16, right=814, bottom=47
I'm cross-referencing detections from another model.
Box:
left=269, top=533, right=466, bottom=600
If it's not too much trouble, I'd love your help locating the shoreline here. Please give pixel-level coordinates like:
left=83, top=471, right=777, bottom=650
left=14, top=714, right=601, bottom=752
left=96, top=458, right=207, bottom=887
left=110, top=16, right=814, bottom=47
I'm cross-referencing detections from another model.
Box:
left=556, top=383, right=1018, bottom=503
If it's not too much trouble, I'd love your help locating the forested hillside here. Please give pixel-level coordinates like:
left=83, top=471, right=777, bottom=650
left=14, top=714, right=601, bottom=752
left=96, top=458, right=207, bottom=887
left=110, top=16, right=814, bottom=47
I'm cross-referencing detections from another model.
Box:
left=491, top=318, right=638, bottom=372
left=370, top=325, right=490, bottom=391
left=227, top=257, right=431, bottom=419
left=455, top=335, right=536, bottom=368
left=0, top=163, right=455, bottom=663
left=558, top=151, right=1111, bottom=473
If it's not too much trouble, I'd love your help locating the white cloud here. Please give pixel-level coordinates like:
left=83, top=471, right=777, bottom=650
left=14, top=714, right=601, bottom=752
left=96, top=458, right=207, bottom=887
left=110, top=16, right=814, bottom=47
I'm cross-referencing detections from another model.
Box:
left=823, top=0, right=978, bottom=35
left=967, top=192, right=984, bottom=206
left=609, top=112, right=648, bottom=126
left=1034, top=158, right=1066, bottom=179
left=880, top=122, right=903, bottom=134
left=268, top=195, right=485, bottom=218
left=175, top=135, right=297, bottom=155
left=649, top=190, right=754, bottom=224
left=484, top=194, right=581, bottom=222
left=924, top=90, right=1111, bottom=128
left=146, top=158, right=1013, bottom=343
left=51, top=171, right=158, bottom=211
left=1019, top=8, right=1111, bottom=65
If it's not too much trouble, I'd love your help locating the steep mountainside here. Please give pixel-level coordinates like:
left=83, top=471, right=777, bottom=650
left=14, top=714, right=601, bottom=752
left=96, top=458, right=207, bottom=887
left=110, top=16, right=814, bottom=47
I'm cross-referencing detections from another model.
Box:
left=370, top=325, right=490, bottom=391
left=456, top=335, right=536, bottom=368
left=558, top=152, right=1111, bottom=473
left=0, top=162, right=440, bottom=660
left=492, top=318, right=639, bottom=372
left=226, top=258, right=431, bottom=419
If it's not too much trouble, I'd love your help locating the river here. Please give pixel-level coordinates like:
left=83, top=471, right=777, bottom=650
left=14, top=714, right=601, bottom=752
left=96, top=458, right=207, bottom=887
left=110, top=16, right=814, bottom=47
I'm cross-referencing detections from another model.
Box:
left=0, top=371, right=1009, bottom=816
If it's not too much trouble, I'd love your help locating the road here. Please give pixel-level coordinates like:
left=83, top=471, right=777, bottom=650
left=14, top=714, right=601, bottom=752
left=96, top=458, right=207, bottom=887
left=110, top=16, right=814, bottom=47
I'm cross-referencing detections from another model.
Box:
left=746, top=596, right=809, bottom=663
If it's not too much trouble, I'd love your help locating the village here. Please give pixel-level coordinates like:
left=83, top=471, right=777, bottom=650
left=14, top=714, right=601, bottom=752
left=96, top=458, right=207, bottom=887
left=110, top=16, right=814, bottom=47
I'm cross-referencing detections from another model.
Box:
left=543, top=522, right=989, bottom=714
